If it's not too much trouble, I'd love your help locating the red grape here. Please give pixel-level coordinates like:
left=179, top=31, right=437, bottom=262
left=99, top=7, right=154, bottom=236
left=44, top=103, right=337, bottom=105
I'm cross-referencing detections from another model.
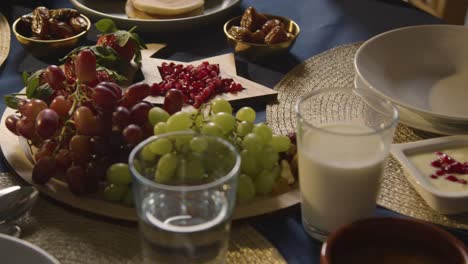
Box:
left=98, top=82, right=122, bottom=99
left=92, top=85, right=118, bottom=110
left=75, top=49, right=96, bottom=82
left=21, top=99, right=47, bottom=120
left=50, top=96, right=72, bottom=117
left=32, top=156, right=55, bottom=184
left=45, top=65, right=66, bottom=90
left=16, top=117, right=35, bottom=139
left=130, top=102, right=151, bottom=125
left=73, top=106, right=98, bottom=135
left=69, top=135, right=91, bottom=164
left=96, top=113, right=113, bottom=136
left=112, top=106, right=131, bottom=128
left=34, top=139, right=57, bottom=162
left=17, top=98, right=30, bottom=113
left=163, top=89, right=184, bottom=114
left=35, top=109, right=59, bottom=139
left=55, top=148, right=72, bottom=172
left=66, top=165, right=88, bottom=195
left=5, top=114, right=20, bottom=135
left=122, top=124, right=143, bottom=145
left=125, top=82, right=150, bottom=105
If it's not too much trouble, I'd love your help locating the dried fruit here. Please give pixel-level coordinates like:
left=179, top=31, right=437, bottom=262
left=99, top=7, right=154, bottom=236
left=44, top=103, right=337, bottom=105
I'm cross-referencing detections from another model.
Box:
left=262, top=19, right=285, bottom=34
left=240, top=7, right=268, bottom=32
left=265, top=26, right=289, bottom=45
left=228, top=26, right=253, bottom=42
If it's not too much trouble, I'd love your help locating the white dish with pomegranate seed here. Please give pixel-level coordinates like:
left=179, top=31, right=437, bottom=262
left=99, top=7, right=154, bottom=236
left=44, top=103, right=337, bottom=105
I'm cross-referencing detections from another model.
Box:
left=391, top=135, right=468, bottom=215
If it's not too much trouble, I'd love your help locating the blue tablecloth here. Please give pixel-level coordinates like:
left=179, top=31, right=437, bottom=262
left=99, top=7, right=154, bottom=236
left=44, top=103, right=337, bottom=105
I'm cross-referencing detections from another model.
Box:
left=0, top=1, right=466, bottom=263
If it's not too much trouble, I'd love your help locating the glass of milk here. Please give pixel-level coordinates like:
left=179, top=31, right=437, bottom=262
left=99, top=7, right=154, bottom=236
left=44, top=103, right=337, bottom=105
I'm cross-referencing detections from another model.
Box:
left=295, top=87, right=398, bottom=241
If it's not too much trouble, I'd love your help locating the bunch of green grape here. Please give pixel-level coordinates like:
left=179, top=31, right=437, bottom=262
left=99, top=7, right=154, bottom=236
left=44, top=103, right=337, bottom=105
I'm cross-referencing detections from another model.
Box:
left=104, top=98, right=291, bottom=204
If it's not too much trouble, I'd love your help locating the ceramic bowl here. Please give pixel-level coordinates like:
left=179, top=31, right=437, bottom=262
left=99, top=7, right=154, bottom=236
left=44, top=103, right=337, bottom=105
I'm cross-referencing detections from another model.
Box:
left=354, top=25, right=468, bottom=126
left=223, top=14, right=300, bottom=60
left=12, top=14, right=91, bottom=59
left=0, top=234, right=60, bottom=264
left=320, top=217, right=468, bottom=264
left=391, top=135, right=468, bottom=214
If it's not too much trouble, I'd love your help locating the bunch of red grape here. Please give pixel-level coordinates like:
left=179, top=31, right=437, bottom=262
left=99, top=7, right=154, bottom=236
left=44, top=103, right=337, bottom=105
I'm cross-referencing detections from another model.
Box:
left=5, top=49, right=152, bottom=195
left=150, top=62, right=243, bottom=108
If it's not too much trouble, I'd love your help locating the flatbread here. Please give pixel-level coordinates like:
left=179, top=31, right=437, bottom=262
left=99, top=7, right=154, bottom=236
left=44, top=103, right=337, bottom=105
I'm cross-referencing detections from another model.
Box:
left=131, top=0, right=204, bottom=16
left=125, top=0, right=203, bottom=19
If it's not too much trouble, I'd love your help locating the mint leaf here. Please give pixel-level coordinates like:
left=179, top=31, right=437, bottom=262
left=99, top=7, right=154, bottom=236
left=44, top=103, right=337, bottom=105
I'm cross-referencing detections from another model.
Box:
left=26, top=77, right=40, bottom=98
left=130, top=32, right=147, bottom=49
left=134, top=49, right=142, bottom=64
left=4, top=95, right=19, bottom=109
left=36, top=84, right=54, bottom=100
left=60, top=45, right=91, bottom=62
left=22, top=72, right=30, bottom=85
left=96, top=19, right=118, bottom=33
left=115, top=31, right=131, bottom=47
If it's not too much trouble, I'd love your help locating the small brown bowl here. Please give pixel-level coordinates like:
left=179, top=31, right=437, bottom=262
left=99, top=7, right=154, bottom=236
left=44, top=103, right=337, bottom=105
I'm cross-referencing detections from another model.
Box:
left=12, top=14, right=91, bottom=59
left=321, top=217, right=468, bottom=264
left=223, top=14, right=300, bottom=60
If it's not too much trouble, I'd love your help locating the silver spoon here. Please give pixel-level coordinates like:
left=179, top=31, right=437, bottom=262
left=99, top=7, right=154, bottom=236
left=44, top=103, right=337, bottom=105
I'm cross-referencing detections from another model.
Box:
left=0, top=186, right=39, bottom=237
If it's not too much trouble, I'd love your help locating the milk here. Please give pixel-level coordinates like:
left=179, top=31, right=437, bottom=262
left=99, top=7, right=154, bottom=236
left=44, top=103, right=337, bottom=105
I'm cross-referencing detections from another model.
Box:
left=297, top=123, right=387, bottom=238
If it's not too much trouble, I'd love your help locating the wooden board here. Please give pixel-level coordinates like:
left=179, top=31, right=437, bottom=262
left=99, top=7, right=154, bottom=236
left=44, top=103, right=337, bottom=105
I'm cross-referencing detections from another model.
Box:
left=140, top=44, right=278, bottom=106
left=0, top=107, right=299, bottom=222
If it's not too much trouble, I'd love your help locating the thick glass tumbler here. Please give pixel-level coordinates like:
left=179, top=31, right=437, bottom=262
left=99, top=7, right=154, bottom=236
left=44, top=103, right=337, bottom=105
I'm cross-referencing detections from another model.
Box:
left=295, top=87, right=399, bottom=241
left=129, top=131, right=241, bottom=264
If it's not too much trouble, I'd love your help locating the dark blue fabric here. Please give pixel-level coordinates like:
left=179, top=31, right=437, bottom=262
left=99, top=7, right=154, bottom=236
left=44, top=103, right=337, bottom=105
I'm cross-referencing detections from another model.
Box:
left=0, top=1, right=465, bottom=263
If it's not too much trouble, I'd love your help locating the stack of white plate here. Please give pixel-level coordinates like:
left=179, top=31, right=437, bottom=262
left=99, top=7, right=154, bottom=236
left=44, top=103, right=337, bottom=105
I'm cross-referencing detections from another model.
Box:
left=354, top=25, right=468, bottom=135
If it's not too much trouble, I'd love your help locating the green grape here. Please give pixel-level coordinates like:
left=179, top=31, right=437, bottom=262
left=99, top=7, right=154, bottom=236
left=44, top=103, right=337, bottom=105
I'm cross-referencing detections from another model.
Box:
left=190, top=136, right=208, bottom=153
left=122, top=188, right=134, bottom=206
left=259, top=146, right=279, bottom=170
left=166, top=112, right=193, bottom=132
left=175, top=158, right=187, bottom=180
left=103, top=184, right=128, bottom=202
left=270, top=135, right=291, bottom=152
left=153, top=122, right=167, bottom=135
left=252, top=123, right=273, bottom=144
left=140, top=145, right=157, bottom=162
left=211, top=112, right=235, bottom=134
left=211, top=98, right=232, bottom=114
left=185, top=154, right=205, bottom=182
left=174, top=134, right=193, bottom=153
left=240, top=149, right=261, bottom=176
left=254, top=166, right=280, bottom=195
left=236, top=121, right=253, bottom=137
left=242, top=133, right=264, bottom=154
left=155, top=153, right=178, bottom=183
left=149, top=138, right=173, bottom=155
left=236, top=107, right=256, bottom=123
left=237, top=174, right=256, bottom=203
left=194, top=113, right=204, bottom=129
left=106, top=163, right=132, bottom=185
left=201, top=122, right=223, bottom=137
left=148, top=107, right=170, bottom=126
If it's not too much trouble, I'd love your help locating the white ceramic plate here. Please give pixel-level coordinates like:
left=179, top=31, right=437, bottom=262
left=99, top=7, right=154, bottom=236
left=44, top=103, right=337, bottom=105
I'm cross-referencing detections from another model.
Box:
left=355, top=25, right=468, bottom=126
left=0, top=234, right=60, bottom=264
left=354, top=75, right=468, bottom=135
left=0, top=107, right=299, bottom=221
left=70, top=0, right=240, bottom=32
left=391, top=135, right=468, bottom=215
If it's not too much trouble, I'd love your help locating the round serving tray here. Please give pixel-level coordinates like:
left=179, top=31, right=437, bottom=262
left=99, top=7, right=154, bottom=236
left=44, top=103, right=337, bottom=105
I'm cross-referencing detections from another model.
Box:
left=70, top=0, right=240, bottom=32
left=0, top=107, right=299, bottom=222
left=266, top=42, right=468, bottom=230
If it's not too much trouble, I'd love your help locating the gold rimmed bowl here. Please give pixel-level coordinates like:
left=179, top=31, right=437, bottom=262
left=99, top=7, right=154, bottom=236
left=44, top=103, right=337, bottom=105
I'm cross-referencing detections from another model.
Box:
left=12, top=14, right=91, bottom=59
left=223, top=14, right=300, bottom=60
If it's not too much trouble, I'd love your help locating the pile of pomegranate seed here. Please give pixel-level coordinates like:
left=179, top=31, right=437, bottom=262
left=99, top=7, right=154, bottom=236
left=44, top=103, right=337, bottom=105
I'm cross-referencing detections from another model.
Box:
left=429, top=152, right=468, bottom=185
left=150, top=62, right=243, bottom=108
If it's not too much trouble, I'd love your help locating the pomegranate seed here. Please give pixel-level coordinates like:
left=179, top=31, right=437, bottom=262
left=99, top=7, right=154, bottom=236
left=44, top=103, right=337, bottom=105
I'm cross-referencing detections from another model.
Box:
left=430, top=174, right=438, bottom=179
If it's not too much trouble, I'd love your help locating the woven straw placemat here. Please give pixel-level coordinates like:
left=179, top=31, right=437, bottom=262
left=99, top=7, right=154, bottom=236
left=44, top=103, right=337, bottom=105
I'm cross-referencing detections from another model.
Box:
left=0, top=12, right=10, bottom=67
left=0, top=173, right=286, bottom=263
left=267, top=42, right=468, bottom=230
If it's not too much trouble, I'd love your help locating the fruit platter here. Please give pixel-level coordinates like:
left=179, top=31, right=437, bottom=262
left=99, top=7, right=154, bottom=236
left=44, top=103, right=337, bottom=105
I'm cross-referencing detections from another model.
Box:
left=1, top=15, right=300, bottom=221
